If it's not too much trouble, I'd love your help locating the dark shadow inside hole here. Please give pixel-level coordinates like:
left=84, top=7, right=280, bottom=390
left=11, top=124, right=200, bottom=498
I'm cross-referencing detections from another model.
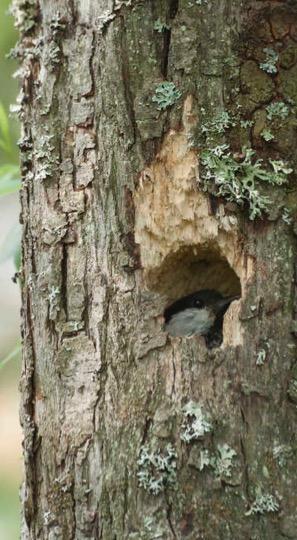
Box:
left=147, top=246, right=242, bottom=349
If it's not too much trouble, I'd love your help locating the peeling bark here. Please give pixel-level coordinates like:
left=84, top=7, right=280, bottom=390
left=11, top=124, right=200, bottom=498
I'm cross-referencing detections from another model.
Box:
left=15, top=0, right=297, bottom=538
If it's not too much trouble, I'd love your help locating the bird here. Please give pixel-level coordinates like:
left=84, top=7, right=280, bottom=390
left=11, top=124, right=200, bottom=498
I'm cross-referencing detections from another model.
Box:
left=164, top=289, right=239, bottom=348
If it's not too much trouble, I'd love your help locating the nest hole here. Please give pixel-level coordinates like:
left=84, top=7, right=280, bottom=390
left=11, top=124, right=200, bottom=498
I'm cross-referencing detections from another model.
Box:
left=147, top=246, right=242, bottom=349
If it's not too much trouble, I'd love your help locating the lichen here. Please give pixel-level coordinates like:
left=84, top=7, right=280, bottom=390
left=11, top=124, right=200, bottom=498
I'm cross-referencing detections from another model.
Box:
left=137, top=443, right=177, bottom=495
left=196, top=445, right=237, bottom=478
left=261, top=129, right=274, bottom=142
left=273, top=444, right=294, bottom=468
left=34, top=133, right=59, bottom=181
left=180, top=401, right=212, bottom=443
left=266, top=101, right=290, bottom=121
left=198, top=449, right=211, bottom=471
left=282, top=207, right=292, bottom=225
left=240, top=119, right=254, bottom=129
left=142, top=517, right=164, bottom=539
left=45, top=42, right=61, bottom=70
left=48, top=286, right=60, bottom=320
left=211, top=444, right=237, bottom=478
left=153, top=19, right=170, bottom=33
left=152, top=82, right=182, bottom=111
left=259, top=48, right=279, bottom=75
left=199, top=145, right=292, bottom=220
left=256, top=349, right=266, bottom=366
left=11, top=0, right=39, bottom=34
left=246, top=491, right=280, bottom=516
left=201, top=110, right=236, bottom=137
left=129, top=515, right=165, bottom=540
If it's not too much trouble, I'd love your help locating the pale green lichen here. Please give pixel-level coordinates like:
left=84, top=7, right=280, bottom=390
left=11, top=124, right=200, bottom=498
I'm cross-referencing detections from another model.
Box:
left=34, top=133, right=59, bottom=181
left=282, top=207, right=292, bottom=225
left=273, top=444, right=293, bottom=468
left=180, top=401, right=212, bottom=443
left=153, top=19, right=170, bottom=33
left=256, top=349, right=266, bottom=366
left=142, top=517, right=164, bottom=539
left=198, top=449, right=211, bottom=471
left=211, top=444, right=237, bottom=478
left=200, top=145, right=292, bottom=220
left=260, top=48, right=278, bottom=75
left=240, top=119, right=254, bottom=129
left=11, top=0, right=38, bottom=34
left=137, top=443, right=177, bottom=495
left=202, top=110, right=236, bottom=137
left=261, top=129, right=274, bottom=142
left=48, top=286, right=60, bottom=320
left=246, top=491, right=280, bottom=516
left=129, top=516, right=165, bottom=540
left=266, top=101, right=290, bottom=121
left=152, top=82, right=182, bottom=110
left=198, top=445, right=237, bottom=478
left=45, top=43, right=61, bottom=70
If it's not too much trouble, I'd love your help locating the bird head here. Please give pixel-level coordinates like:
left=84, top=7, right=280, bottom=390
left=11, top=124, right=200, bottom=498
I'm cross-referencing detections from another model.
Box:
left=164, top=288, right=240, bottom=343
left=164, top=289, right=239, bottom=323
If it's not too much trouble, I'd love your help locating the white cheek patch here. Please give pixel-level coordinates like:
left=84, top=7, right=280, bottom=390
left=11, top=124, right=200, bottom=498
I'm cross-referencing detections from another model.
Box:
left=165, top=308, right=215, bottom=337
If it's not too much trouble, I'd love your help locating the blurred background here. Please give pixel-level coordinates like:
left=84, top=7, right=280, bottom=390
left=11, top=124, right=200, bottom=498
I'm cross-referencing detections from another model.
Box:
left=0, top=0, right=22, bottom=538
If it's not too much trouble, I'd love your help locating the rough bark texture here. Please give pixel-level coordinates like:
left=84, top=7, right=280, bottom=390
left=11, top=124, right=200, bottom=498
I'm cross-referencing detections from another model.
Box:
left=16, top=0, right=297, bottom=538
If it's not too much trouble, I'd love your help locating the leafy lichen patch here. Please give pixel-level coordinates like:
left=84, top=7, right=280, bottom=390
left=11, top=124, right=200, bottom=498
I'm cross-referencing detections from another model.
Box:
left=152, top=81, right=182, bottom=111
left=180, top=401, right=212, bottom=443
left=137, top=443, right=177, bottom=495
left=199, top=145, right=292, bottom=220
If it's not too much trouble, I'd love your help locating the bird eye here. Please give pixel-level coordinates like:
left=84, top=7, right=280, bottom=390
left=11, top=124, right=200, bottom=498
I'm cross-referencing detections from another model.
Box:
left=195, top=299, right=203, bottom=308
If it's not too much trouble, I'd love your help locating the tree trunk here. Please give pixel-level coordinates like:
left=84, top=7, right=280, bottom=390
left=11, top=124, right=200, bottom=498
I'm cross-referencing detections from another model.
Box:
left=16, top=0, right=297, bottom=538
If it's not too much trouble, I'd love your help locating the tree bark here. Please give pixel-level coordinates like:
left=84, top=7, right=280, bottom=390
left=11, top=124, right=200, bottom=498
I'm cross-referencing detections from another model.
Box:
left=16, top=0, right=297, bottom=538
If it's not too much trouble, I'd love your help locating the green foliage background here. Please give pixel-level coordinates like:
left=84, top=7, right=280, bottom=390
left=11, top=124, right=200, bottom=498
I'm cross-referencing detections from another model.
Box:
left=0, top=1, right=21, bottom=539
left=0, top=0, right=18, bottom=141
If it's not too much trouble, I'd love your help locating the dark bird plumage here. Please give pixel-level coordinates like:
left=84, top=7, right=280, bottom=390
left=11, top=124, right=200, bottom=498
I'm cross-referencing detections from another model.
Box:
left=164, top=289, right=239, bottom=348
